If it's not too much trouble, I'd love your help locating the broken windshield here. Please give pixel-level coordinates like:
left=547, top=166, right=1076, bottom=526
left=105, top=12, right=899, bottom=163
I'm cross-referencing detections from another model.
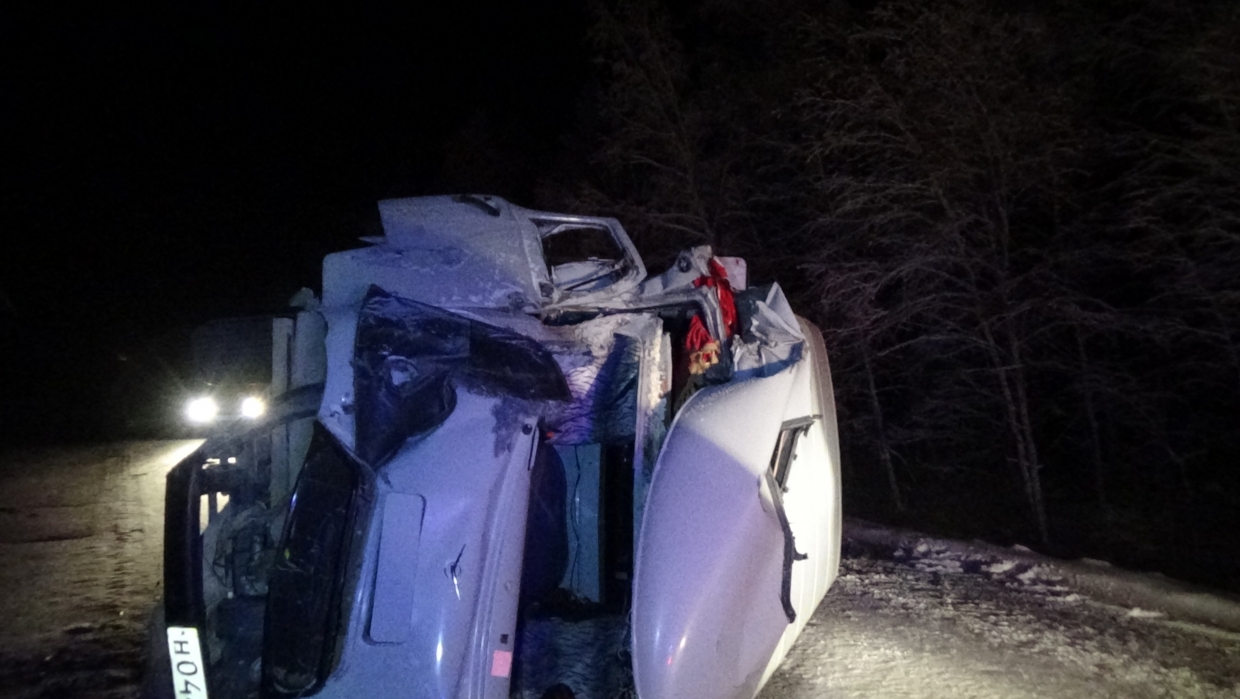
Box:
left=263, top=423, right=362, bottom=696
left=352, top=286, right=571, bottom=465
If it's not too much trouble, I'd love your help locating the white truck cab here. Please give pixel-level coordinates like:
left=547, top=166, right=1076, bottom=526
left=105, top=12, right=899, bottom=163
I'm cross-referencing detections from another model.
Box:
left=151, top=195, right=842, bottom=699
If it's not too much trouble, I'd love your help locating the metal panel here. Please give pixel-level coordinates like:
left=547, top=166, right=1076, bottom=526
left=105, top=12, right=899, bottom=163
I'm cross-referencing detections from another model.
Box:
left=632, top=369, right=799, bottom=699
left=369, top=493, right=427, bottom=643
left=558, top=444, right=603, bottom=603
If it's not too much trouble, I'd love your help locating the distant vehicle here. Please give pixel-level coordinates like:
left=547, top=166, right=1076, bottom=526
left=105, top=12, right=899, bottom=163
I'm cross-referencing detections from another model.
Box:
left=182, top=317, right=276, bottom=428
left=148, top=195, right=842, bottom=699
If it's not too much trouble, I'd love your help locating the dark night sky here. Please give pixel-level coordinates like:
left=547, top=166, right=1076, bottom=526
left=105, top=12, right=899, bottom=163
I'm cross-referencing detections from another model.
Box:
left=3, top=3, right=588, bottom=440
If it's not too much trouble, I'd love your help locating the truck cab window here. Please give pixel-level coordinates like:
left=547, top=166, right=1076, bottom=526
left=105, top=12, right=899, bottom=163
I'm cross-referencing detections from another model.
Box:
left=770, top=417, right=815, bottom=489
left=539, top=224, right=625, bottom=292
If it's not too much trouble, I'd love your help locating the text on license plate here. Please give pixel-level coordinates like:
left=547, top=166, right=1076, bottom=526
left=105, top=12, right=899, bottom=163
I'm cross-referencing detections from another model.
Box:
left=166, top=626, right=210, bottom=699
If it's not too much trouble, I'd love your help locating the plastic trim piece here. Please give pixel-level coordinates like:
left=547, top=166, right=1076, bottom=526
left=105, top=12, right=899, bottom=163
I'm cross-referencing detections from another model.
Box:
left=764, top=468, right=808, bottom=624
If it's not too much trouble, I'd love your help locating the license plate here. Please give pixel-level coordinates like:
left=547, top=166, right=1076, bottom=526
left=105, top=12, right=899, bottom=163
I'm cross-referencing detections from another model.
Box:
left=166, top=626, right=210, bottom=699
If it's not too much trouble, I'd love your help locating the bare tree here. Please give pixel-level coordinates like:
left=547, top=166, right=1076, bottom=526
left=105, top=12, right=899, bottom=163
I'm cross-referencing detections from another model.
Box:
left=782, top=0, right=1094, bottom=542
left=540, top=0, right=1240, bottom=576
left=1070, top=0, right=1240, bottom=500
left=583, top=0, right=707, bottom=245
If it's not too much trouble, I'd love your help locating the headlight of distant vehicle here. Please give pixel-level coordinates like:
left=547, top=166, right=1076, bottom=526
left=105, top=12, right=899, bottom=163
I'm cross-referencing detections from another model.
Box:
left=186, top=396, right=219, bottom=423
left=241, top=396, right=266, bottom=419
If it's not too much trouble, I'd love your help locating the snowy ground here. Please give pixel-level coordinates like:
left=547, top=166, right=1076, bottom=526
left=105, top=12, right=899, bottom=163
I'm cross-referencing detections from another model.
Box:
left=761, top=523, right=1240, bottom=699
left=0, top=441, right=1237, bottom=699
left=0, top=441, right=199, bottom=699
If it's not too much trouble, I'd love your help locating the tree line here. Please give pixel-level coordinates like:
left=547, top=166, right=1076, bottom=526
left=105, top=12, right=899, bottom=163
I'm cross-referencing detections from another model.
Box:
left=529, top=0, right=1240, bottom=588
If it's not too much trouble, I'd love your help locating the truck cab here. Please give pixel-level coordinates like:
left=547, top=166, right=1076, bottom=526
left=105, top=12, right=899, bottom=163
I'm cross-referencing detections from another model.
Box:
left=152, top=195, right=842, bottom=699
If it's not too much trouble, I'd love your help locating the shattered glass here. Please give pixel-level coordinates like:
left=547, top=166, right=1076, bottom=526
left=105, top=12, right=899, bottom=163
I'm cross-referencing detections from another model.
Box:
left=353, top=287, right=571, bottom=465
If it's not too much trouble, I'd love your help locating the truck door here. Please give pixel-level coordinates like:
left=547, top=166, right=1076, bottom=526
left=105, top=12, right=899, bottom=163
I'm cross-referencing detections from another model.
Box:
left=629, top=369, right=800, bottom=699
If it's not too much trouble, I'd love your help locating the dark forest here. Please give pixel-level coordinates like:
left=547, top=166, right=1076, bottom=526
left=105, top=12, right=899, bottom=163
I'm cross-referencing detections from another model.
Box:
left=4, top=0, right=1239, bottom=591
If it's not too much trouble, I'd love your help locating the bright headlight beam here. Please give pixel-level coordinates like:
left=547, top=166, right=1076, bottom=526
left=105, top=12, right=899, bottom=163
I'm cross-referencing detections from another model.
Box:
left=186, top=396, right=219, bottom=423
left=240, top=396, right=265, bottom=419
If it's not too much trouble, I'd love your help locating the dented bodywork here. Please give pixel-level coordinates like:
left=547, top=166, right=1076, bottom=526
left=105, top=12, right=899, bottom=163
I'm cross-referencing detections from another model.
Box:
left=153, top=195, right=842, bottom=699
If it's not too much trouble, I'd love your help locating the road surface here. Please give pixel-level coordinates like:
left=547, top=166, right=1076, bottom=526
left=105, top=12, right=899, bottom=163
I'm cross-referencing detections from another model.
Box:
left=0, top=441, right=1236, bottom=698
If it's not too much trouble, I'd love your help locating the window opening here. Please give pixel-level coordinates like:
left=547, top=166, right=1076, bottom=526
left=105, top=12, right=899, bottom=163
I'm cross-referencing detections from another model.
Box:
left=770, top=416, right=816, bottom=489
left=537, top=222, right=626, bottom=292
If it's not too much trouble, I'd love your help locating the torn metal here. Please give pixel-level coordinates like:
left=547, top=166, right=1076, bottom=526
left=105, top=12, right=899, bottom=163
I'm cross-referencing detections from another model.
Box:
left=155, top=195, right=842, bottom=699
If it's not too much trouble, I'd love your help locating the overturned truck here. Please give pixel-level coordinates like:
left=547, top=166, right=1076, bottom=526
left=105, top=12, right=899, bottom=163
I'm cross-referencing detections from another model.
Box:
left=151, top=195, right=842, bottom=699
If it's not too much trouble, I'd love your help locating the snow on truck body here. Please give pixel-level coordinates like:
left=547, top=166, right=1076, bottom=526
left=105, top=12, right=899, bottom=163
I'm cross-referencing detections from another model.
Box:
left=156, top=195, right=842, bottom=699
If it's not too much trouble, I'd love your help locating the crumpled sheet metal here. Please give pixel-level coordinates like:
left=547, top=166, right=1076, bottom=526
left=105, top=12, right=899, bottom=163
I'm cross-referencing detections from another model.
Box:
left=732, top=283, right=805, bottom=380
left=351, top=287, right=569, bottom=466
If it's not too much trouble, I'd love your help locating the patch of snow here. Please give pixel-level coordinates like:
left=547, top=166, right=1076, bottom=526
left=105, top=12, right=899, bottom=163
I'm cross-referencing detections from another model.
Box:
left=844, top=518, right=1240, bottom=634
left=1016, top=565, right=1053, bottom=583
left=986, top=560, right=1019, bottom=575
left=762, top=544, right=1240, bottom=699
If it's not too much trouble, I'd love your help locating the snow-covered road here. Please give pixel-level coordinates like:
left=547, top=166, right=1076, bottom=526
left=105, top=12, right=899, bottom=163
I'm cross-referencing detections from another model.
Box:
left=761, top=527, right=1240, bottom=699
left=0, top=441, right=200, bottom=699
left=0, top=441, right=1236, bottom=699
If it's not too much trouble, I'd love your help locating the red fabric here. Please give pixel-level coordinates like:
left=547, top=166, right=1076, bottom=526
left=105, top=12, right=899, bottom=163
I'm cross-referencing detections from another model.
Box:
left=692, top=258, right=739, bottom=337
left=682, top=257, right=739, bottom=365
left=685, top=315, right=713, bottom=352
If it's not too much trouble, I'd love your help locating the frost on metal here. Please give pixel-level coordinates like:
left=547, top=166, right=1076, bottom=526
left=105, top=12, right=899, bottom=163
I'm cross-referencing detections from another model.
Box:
left=161, top=195, right=843, bottom=699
